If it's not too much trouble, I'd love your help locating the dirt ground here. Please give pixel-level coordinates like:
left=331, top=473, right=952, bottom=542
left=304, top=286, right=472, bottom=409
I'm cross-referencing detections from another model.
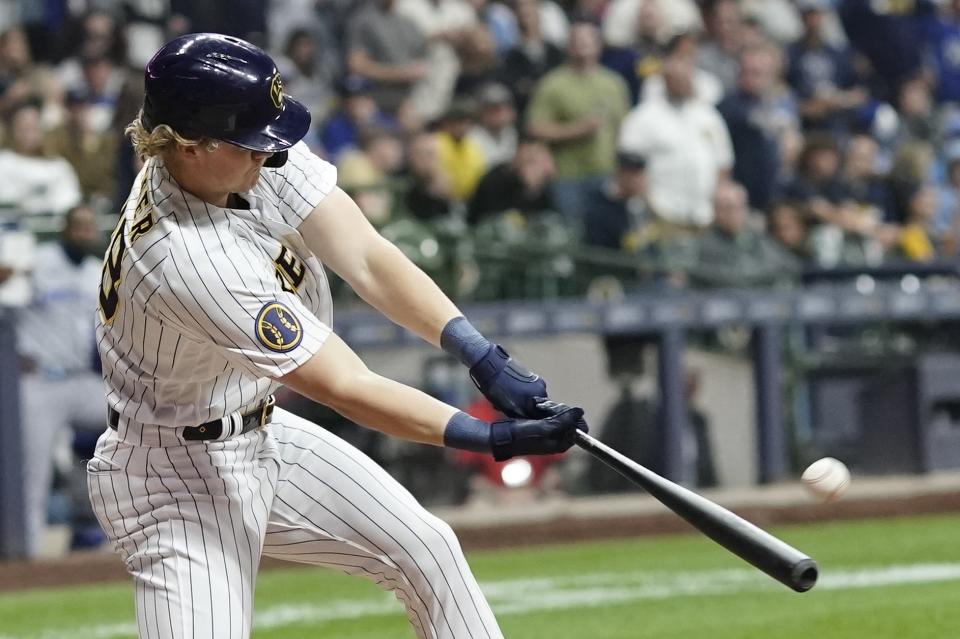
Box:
left=3, top=475, right=959, bottom=593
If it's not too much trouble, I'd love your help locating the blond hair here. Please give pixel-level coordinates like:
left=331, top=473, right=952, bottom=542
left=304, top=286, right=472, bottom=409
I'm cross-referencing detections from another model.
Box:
left=125, top=110, right=220, bottom=160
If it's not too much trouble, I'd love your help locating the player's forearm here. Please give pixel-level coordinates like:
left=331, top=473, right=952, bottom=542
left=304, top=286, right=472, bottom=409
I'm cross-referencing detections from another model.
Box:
left=352, top=239, right=462, bottom=347
left=279, top=333, right=457, bottom=445
left=326, top=370, right=458, bottom=445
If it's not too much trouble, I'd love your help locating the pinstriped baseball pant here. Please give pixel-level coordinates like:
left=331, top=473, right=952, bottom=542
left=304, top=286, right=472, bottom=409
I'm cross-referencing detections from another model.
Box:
left=87, top=407, right=502, bottom=639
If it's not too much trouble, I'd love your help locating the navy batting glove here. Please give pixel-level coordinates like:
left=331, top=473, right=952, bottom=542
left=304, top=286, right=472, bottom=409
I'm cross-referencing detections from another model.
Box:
left=441, top=316, right=549, bottom=419
left=490, top=402, right=585, bottom=462
left=534, top=398, right=590, bottom=434
left=470, top=345, right=548, bottom=418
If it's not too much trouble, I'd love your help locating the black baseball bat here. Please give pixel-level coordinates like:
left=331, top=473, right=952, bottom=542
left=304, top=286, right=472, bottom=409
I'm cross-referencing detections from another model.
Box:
left=575, top=429, right=818, bottom=593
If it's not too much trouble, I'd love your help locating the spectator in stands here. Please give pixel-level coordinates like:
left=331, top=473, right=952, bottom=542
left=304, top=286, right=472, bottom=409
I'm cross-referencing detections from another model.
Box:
left=582, top=150, right=650, bottom=251
left=338, top=140, right=396, bottom=228
left=109, top=70, right=145, bottom=212
left=60, top=54, right=123, bottom=133
left=62, top=9, right=126, bottom=64
left=275, top=28, right=336, bottom=127
left=58, top=12, right=126, bottom=125
left=896, top=73, right=939, bottom=143
left=0, top=27, right=45, bottom=117
left=741, top=0, right=804, bottom=46
left=455, top=22, right=501, bottom=96
left=524, top=0, right=570, bottom=49
left=403, top=129, right=456, bottom=220
left=697, top=0, right=744, bottom=95
left=602, top=0, right=702, bottom=49
left=336, top=128, right=402, bottom=231
left=320, top=75, right=396, bottom=162
left=896, top=182, right=939, bottom=262
left=719, top=42, right=800, bottom=212
left=923, top=0, right=960, bottom=103
left=475, top=1, right=520, bottom=54
left=782, top=133, right=854, bottom=227
left=468, top=135, right=555, bottom=223
left=43, top=89, right=117, bottom=204
left=842, top=134, right=890, bottom=223
left=601, top=0, right=667, bottom=105
left=787, top=0, right=868, bottom=135
left=470, top=81, right=518, bottom=169
left=484, top=0, right=570, bottom=51
left=122, top=0, right=171, bottom=68
left=618, top=48, right=733, bottom=234
left=639, top=31, right=724, bottom=106
left=690, top=180, right=801, bottom=287
left=838, top=0, right=930, bottom=102
left=336, top=125, right=405, bottom=191
left=435, top=97, right=487, bottom=202
left=18, top=204, right=105, bottom=555
left=167, top=0, right=267, bottom=41
left=526, top=18, right=630, bottom=233
left=769, top=200, right=812, bottom=261
left=934, top=139, right=960, bottom=253
left=499, top=0, right=565, bottom=118
left=885, top=139, right=934, bottom=224
left=347, top=0, right=429, bottom=119
left=0, top=100, right=81, bottom=216
left=399, top=0, right=478, bottom=123
left=786, top=135, right=891, bottom=267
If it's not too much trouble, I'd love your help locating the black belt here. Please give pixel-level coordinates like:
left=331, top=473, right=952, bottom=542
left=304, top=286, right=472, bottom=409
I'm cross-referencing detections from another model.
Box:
left=108, top=396, right=275, bottom=441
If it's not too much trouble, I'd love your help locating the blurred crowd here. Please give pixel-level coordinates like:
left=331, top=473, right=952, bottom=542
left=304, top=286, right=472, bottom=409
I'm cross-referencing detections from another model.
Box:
left=6, top=0, right=960, bottom=342
left=3, top=0, right=960, bottom=299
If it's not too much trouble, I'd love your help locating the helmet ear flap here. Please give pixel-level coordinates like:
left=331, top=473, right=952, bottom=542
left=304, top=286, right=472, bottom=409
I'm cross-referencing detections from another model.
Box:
left=264, top=150, right=288, bottom=168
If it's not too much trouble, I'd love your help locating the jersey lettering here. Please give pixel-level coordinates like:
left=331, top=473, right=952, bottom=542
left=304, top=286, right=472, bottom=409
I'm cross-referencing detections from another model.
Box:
left=129, top=184, right=155, bottom=243
left=274, top=246, right=305, bottom=293
left=98, top=216, right=126, bottom=324
left=100, top=179, right=154, bottom=323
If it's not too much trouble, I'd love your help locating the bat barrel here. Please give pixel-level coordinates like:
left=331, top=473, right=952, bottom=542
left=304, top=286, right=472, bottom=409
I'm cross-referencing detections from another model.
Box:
left=575, top=430, right=819, bottom=593
left=791, top=558, right=819, bottom=593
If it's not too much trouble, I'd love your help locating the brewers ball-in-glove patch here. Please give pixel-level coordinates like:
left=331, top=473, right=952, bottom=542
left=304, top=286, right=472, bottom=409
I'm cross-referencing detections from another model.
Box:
left=256, top=301, right=303, bottom=352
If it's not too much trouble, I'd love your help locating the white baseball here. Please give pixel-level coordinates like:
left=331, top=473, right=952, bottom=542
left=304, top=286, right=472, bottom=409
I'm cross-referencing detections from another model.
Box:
left=801, top=457, right=850, bottom=503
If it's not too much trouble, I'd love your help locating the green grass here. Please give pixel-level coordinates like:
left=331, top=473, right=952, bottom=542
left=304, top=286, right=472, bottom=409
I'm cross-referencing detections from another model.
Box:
left=3, top=513, right=960, bottom=638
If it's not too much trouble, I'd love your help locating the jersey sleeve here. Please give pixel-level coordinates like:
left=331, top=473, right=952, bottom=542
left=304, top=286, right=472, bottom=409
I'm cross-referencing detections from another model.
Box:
left=264, top=141, right=338, bottom=227
left=156, top=237, right=331, bottom=379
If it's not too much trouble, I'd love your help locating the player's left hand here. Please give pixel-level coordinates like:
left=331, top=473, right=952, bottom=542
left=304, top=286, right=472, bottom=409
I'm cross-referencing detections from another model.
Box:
left=490, top=400, right=586, bottom=461
left=469, top=344, right=548, bottom=418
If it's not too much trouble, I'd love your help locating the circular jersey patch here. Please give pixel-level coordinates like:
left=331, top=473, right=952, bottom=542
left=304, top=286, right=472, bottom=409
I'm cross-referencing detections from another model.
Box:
left=256, top=302, right=303, bottom=352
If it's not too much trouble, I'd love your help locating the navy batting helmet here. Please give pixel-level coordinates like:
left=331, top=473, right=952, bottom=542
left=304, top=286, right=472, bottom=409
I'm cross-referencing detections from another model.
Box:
left=141, top=33, right=310, bottom=157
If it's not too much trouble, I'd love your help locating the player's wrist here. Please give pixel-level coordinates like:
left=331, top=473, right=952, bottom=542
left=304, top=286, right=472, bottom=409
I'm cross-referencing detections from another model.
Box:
left=440, top=316, right=492, bottom=367
left=443, top=411, right=492, bottom=454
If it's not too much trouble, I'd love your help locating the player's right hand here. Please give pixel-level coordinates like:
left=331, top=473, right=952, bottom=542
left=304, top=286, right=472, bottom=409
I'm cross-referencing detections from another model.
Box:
left=489, top=401, right=585, bottom=461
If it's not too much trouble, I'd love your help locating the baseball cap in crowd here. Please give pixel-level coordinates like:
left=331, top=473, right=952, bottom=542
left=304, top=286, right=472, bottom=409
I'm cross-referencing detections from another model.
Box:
left=616, top=150, right=647, bottom=170
left=439, top=96, right=477, bottom=122
left=475, top=82, right=513, bottom=108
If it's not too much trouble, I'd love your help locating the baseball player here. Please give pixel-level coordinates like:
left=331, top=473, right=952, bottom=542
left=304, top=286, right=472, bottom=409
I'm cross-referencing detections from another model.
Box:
left=89, top=33, right=585, bottom=639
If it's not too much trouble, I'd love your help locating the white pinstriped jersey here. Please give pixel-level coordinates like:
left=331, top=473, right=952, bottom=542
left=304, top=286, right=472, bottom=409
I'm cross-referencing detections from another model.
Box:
left=96, top=141, right=337, bottom=427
